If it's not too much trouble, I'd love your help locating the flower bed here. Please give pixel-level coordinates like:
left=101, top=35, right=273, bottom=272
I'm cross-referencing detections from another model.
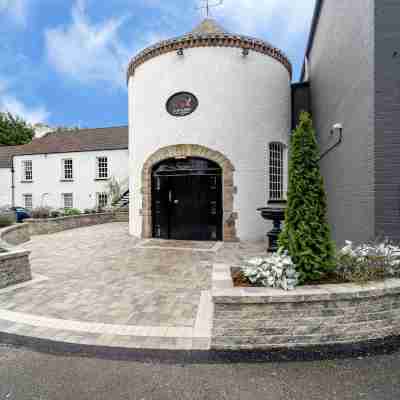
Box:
left=235, top=241, right=400, bottom=291
left=211, top=263, right=400, bottom=350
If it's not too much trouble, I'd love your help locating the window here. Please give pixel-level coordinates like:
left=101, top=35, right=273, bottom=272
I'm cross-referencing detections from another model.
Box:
left=62, top=193, right=73, bottom=209
left=22, top=160, right=33, bottom=182
left=97, top=192, right=108, bottom=209
left=62, top=159, right=73, bottom=180
left=23, top=194, right=33, bottom=210
left=96, top=157, right=108, bottom=179
left=269, top=142, right=284, bottom=200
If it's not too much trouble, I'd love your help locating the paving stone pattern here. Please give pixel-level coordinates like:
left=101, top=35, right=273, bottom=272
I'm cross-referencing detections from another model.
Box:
left=0, top=223, right=265, bottom=350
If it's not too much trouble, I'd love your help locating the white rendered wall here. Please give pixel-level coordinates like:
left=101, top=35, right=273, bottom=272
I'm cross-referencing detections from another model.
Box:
left=129, top=46, right=291, bottom=241
left=0, top=168, right=12, bottom=207
left=13, top=149, right=129, bottom=210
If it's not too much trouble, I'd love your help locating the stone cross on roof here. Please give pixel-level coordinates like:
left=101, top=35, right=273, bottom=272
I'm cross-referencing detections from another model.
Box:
left=197, top=0, right=223, bottom=17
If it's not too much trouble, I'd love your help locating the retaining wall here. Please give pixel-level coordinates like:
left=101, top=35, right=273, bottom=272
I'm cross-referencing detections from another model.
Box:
left=0, top=212, right=123, bottom=246
left=0, top=250, right=31, bottom=289
left=212, top=264, right=400, bottom=350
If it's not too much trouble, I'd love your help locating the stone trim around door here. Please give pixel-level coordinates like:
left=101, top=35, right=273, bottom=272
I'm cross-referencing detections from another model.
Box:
left=141, top=144, right=238, bottom=242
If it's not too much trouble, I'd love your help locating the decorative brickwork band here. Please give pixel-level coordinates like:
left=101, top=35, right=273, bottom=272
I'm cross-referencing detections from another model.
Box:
left=127, top=33, right=292, bottom=82
left=141, top=144, right=238, bottom=242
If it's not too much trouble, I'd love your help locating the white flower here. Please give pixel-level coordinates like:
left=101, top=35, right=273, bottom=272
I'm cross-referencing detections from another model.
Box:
left=241, top=248, right=298, bottom=291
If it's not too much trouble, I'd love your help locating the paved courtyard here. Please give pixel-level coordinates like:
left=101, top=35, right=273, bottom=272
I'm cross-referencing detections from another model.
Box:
left=0, top=223, right=265, bottom=350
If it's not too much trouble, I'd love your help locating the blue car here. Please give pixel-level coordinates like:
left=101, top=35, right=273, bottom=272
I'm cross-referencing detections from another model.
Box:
left=11, top=207, right=31, bottom=223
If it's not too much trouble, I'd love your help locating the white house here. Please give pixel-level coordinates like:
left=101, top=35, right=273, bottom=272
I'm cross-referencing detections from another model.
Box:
left=0, top=126, right=129, bottom=211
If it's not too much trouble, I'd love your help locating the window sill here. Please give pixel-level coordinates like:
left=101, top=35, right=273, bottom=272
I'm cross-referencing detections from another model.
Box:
left=60, top=179, right=74, bottom=182
left=20, top=180, right=33, bottom=183
left=94, top=178, right=109, bottom=181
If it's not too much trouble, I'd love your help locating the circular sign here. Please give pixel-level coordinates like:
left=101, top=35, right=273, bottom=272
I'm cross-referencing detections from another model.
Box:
left=166, top=92, right=198, bottom=117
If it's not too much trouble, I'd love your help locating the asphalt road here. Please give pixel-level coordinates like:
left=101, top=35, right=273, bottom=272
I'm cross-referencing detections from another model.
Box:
left=0, top=345, right=399, bottom=400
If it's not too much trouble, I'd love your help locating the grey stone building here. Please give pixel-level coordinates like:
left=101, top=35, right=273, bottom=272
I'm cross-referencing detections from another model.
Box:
left=302, top=0, right=400, bottom=244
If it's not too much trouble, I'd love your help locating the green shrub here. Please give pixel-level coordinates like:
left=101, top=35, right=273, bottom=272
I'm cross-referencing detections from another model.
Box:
left=0, top=214, right=14, bottom=228
left=31, top=207, right=51, bottom=219
left=64, top=208, right=81, bottom=216
left=50, top=210, right=62, bottom=219
left=279, top=112, right=335, bottom=282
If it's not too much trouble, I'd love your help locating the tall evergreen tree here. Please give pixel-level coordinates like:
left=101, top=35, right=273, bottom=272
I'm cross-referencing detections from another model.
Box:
left=279, top=112, right=335, bottom=282
left=0, top=112, right=34, bottom=145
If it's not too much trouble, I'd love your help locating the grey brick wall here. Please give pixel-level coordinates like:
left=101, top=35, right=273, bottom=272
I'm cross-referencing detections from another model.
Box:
left=375, top=0, right=400, bottom=241
left=0, top=250, right=31, bottom=289
left=308, top=0, right=375, bottom=244
left=211, top=264, right=400, bottom=350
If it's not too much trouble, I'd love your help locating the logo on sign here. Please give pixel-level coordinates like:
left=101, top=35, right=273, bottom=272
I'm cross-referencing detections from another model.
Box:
left=166, top=92, right=198, bottom=117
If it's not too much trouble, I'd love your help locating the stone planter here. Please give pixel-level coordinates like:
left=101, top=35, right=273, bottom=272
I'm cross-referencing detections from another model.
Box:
left=211, top=264, right=400, bottom=350
left=0, top=249, right=31, bottom=289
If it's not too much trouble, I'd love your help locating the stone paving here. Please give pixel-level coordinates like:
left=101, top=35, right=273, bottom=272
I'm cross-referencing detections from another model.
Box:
left=0, top=223, right=265, bottom=350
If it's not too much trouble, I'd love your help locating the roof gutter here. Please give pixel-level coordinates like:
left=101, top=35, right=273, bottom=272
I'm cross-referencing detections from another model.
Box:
left=300, top=0, right=324, bottom=82
left=11, top=155, right=15, bottom=208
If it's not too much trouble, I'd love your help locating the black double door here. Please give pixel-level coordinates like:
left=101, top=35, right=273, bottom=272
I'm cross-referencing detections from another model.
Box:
left=152, top=159, right=223, bottom=241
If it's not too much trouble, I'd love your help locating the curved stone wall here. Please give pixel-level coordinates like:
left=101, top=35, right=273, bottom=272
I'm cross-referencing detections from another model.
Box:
left=0, top=224, right=31, bottom=246
left=0, top=212, right=121, bottom=247
left=212, top=264, right=400, bottom=350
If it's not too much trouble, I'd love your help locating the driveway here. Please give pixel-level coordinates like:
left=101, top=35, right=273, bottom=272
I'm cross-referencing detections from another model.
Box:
left=0, top=223, right=264, bottom=350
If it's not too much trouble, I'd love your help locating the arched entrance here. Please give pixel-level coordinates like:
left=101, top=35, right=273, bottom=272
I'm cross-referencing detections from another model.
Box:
left=152, top=157, right=222, bottom=241
left=141, top=144, right=238, bottom=241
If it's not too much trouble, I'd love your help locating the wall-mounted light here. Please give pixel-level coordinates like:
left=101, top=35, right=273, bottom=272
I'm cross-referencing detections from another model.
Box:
left=320, top=123, right=343, bottom=161
left=177, top=48, right=184, bottom=56
left=242, top=48, right=249, bottom=57
left=331, top=123, right=343, bottom=135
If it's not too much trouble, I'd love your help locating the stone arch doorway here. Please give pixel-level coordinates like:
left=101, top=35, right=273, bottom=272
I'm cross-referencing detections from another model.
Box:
left=152, top=157, right=222, bottom=241
left=141, top=144, right=238, bottom=241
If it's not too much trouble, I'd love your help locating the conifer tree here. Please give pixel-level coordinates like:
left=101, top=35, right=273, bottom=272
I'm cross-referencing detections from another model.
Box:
left=0, top=112, right=34, bottom=145
left=279, top=112, right=335, bottom=282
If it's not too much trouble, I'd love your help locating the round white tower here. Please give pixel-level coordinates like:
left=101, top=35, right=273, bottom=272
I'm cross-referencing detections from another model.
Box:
left=127, top=19, right=291, bottom=241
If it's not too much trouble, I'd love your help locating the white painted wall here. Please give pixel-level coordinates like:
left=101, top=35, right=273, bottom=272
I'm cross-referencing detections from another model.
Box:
left=129, top=46, right=291, bottom=241
left=0, top=168, right=12, bottom=207
left=13, top=149, right=129, bottom=210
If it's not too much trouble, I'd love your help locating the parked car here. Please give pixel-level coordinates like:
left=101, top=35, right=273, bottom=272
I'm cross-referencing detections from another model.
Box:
left=11, top=207, right=31, bottom=223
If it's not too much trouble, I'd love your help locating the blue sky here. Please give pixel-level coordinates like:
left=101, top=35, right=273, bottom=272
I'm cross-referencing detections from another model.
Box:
left=0, top=0, right=316, bottom=128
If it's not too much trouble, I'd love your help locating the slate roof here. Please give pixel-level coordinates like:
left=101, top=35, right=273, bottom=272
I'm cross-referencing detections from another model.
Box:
left=0, top=126, right=128, bottom=169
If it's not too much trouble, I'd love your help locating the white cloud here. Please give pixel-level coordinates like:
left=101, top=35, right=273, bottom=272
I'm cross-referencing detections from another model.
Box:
left=45, top=0, right=134, bottom=89
left=214, top=0, right=316, bottom=40
left=0, top=96, right=49, bottom=125
left=0, top=0, right=29, bottom=26
left=0, top=78, right=50, bottom=124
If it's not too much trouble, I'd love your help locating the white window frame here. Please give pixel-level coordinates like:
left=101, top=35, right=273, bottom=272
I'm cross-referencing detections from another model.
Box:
left=22, top=160, right=33, bottom=182
left=62, top=158, right=73, bottom=181
left=96, top=192, right=108, bottom=209
left=268, top=142, right=286, bottom=201
left=23, top=194, right=33, bottom=210
left=62, top=193, right=73, bottom=209
left=96, top=156, right=108, bottom=180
